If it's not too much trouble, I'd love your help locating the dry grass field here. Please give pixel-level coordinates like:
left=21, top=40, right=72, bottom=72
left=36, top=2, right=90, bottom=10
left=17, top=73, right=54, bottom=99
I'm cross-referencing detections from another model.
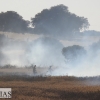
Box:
left=0, top=73, right=100, bottom=100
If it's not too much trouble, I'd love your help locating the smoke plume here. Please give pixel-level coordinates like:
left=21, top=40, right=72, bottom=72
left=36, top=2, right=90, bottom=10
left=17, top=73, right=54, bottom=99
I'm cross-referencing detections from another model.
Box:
left=1, top=32, right=100, bottom=77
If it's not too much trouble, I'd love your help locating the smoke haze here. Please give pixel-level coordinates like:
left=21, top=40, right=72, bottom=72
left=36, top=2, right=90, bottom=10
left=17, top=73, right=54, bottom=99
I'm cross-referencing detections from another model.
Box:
left=0, top=32, right=100, bottom=77
left=0, top=5, right=100, bottom=77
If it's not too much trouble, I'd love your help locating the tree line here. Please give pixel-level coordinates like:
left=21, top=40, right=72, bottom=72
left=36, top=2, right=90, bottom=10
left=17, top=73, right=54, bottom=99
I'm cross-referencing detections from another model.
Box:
left=0, top=4, right=89, bottom=38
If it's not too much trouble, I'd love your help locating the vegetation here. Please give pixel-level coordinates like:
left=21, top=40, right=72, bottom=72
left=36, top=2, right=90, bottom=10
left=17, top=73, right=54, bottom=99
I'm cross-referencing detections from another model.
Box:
left=0, top=4, right=99, bottom=100
left=0, top=4, right=89, bottom=37
left=0, top=75, right=100, bottom=100
left=0, top=11, right=29, bottom=33
left=62, top=45, right=87, bottom=63
left=31, top=4, right=89, bottom=38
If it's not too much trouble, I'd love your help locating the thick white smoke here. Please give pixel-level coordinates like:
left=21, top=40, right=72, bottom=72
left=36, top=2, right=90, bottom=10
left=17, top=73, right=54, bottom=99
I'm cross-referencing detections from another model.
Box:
left=26, top=37, right=67, bottom=67
left=1, top=32, right=100, bottom=77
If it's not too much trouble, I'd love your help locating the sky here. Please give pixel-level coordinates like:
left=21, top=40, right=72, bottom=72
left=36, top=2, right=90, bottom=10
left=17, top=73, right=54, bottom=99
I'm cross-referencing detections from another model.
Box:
left=0, top=0, right=100, bottom=31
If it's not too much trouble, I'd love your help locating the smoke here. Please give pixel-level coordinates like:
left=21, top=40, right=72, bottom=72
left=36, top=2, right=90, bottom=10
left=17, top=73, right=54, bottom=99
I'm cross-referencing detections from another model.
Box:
left=61, top=39, right=100, bottom=77
left=26, top=37, right=66, bottom=67
left=0, top=33, right=29, bottom=66
left=0, top=5, right=99, bottom=77
left=1, top=31, right=100, bottom=77
left=0, top=33, right=66, bottom=68
left=0, top=34, right=8, bottom=65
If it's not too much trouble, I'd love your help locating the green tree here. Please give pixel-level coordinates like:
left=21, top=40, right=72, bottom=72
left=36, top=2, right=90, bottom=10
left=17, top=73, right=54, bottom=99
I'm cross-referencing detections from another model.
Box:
left=0, top=11, right=29, bottom=33
left=62, top=45, right=87, bottom=63
left=31, top=4, right=89, bottom=38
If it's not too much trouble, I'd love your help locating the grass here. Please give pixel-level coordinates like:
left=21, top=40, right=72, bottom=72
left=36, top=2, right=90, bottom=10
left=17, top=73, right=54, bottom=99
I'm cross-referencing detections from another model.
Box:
left=0, top=75, right=100, bottom=100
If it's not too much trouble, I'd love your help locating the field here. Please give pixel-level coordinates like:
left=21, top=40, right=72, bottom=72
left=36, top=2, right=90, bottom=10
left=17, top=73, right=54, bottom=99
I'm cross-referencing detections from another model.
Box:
left=0, top=68, right=100, bottom=100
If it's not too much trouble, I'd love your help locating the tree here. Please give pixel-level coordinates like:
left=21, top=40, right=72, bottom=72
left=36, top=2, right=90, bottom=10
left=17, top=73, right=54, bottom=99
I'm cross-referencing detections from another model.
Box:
left=62, top=45, right=87, bottom=63
left=31, top=4, right=89, bottom=38
left=0, top=11, right=29, bottom=33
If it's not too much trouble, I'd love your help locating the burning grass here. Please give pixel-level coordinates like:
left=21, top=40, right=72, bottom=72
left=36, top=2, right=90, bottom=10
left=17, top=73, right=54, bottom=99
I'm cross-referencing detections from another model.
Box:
left=0, top=75, right=100, bottom=100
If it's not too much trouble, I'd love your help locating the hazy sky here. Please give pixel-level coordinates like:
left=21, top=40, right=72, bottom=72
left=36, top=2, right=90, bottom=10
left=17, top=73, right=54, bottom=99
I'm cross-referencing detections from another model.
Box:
left=0, top=0, right=100, bottom=31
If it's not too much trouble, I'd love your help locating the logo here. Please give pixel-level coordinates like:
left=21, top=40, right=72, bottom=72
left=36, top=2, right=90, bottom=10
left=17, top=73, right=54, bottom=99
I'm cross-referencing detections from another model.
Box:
left=0, top=88, right=12, bottom=98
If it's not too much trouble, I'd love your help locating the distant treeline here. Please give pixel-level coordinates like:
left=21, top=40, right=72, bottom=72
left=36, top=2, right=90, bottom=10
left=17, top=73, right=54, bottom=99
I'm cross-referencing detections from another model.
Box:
left=0, top=4, right=100, bottom=38
left=1, top=4, right=99, bottom=38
